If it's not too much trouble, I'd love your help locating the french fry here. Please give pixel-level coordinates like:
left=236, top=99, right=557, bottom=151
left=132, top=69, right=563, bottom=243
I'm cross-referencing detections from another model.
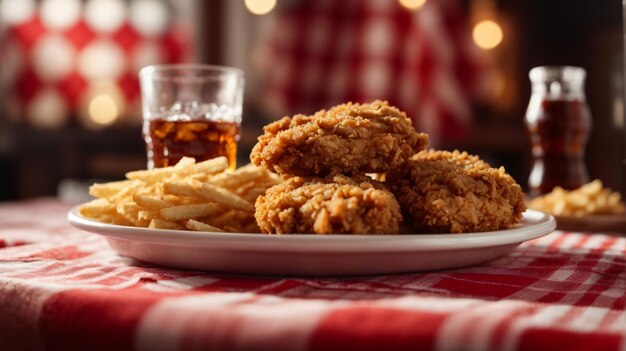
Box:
left=116, top=201, right=147, bottom=226
left=126, top=157, right=196, bottom=182
left=157, top=157, right=228, bottom=179
left=189, top=157, right=228, bottom=175
left=191, top=180, right=254, bottom=211
left=175, top=156, right=197, bottom=167
left=138, top=209, right=160, bottom=223
left=79, top=198, right=115, bottom=217
left=133, top=193, right=172, bottom=209
left=233, top=180, right=257, bottom=194
left=94, top=213, right=133, bottom=226
left=149, top=219, right=185, bottom=230
left=209, top=165, right=266, bottom=189
left=189, top=173, right=209, bottom=182
left=108, top=215, right=134, bottom=226
left=89, top=180, right=141, bottom=198
left=126, top=168, right=169, bottom=182
left=529, top=179, right=625, bottom=216
left=185, top=219, right=224, bottom=232
left=162, top=194, right=204, bottom=205
left=81, top=158, right=279, bottom=233
left=160, top=203, right=222, bottom=221
left=108, top=183, right=140, bottom=203
left=163, top=180, right=198, bottom=197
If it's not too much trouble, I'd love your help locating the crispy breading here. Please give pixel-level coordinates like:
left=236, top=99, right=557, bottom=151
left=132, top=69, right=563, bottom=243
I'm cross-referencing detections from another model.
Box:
left=388, top=150, right=526, bottom=233
left=250, top=100, right=428, bottom=176
left=255, top=174, right=402, bottom=234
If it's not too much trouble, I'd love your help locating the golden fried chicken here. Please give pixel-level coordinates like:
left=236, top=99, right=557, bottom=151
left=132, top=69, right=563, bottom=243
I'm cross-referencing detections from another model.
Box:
left=387, top=150, right=526, bottom=233
left=250, top=100, right=428, bottom=177
left=255, top=174, right=402, bottom=234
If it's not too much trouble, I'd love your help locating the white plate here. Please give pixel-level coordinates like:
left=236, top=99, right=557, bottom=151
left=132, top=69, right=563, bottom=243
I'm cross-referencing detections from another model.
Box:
left=68, top=207, right=556, bottom=276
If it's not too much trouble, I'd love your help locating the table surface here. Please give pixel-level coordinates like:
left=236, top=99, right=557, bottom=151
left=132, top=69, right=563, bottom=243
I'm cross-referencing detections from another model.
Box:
left=0, top=199, right=625, bottom=351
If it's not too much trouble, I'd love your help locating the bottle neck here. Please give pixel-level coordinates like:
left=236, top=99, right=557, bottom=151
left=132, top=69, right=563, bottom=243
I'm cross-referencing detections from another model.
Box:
left=529, top=66, right=586, bottom=99
left=531, top=80, right=585, bottom=99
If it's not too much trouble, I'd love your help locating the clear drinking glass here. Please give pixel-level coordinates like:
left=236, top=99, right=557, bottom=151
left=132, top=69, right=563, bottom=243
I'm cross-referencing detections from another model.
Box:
left=139, top=64, right=244, bottom=169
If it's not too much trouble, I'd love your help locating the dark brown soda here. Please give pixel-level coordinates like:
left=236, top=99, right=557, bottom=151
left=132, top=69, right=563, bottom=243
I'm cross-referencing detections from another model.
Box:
left=144, top=119, right=240, bottom=169
left=526, top=98, right=591, bottom=194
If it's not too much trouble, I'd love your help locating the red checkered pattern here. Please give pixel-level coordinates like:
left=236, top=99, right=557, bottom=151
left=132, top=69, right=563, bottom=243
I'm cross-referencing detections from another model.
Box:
left=256, top=0, right=485, bottom=142
left=0, top=4, right=189, bottom=127
left=0, top=199, right=624, bottom=351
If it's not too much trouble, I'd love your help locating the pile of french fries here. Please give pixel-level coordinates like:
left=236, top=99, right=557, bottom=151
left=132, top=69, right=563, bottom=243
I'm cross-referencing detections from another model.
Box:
left=79, top=156, right=281, bottom=233
left=528, top=179, right=625, bottom=217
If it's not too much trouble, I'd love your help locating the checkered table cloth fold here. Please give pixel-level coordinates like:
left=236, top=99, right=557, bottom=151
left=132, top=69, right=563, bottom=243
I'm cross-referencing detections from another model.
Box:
left=0, top=199, right=624, bottom=351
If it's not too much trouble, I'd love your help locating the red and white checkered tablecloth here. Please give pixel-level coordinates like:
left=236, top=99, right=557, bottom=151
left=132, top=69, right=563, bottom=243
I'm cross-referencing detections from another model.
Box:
left=0, top=199, right=624, bottom=351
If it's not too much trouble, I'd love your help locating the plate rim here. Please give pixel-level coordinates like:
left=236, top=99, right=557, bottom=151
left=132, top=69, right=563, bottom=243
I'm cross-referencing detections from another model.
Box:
left=67, top=206, right=556, bottom=253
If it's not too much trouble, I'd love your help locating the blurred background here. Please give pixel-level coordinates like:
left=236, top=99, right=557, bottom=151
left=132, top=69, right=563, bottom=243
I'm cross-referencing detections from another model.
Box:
left=0, top=0, right=623, bottom=201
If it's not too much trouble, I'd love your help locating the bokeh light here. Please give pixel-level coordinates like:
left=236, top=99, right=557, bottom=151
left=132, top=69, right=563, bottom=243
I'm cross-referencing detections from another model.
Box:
left=398, top=0, right=427, bottom=11
left=79, top=82, right=125, bottom=129
left=472, top=20, right=503, bottom=50
left=244, top=0, right=277, bottom=15
left=88, top=94, right=119, bottom=126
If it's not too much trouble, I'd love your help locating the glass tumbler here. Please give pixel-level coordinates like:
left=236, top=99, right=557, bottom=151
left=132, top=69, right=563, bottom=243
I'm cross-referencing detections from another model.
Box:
left=139, top=64, right=244, bottom=169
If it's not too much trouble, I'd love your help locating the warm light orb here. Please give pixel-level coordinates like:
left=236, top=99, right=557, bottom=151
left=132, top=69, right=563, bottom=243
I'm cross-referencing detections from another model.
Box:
left=398, top=0, right=427, bottom=10
left=244, top=0, right=276, bottom=15
left=79, top=82, right=125, bottom=129
left=472, top=20, right=503, bottom=50
left=88, top=95, right=119, bottom=126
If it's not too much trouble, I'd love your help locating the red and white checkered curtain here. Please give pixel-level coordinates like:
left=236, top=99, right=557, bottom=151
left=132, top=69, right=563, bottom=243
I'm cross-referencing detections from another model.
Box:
left=0, top=0, right=190, bottom=128
left=255, top=0, right=486, bottom=142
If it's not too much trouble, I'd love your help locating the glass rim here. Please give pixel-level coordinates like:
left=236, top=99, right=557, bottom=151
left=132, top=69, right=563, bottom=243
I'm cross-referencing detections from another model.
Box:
left=139, top=64, right=244, bottom=81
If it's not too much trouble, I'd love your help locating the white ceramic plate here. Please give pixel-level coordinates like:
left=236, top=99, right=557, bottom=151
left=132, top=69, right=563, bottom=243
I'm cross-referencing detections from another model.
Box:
left=68, top=207, right=556, bottom=276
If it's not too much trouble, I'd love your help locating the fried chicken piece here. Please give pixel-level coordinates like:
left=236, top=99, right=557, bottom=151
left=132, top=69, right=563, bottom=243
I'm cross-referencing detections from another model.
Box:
left=387, top=150, right=526, bottom=233
left=255, top=174, right=402, bottom=234
left=250, top=100, right=428, bottom=176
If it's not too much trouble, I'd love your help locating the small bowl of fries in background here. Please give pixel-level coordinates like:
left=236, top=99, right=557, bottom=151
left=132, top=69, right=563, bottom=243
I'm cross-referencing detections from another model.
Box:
left=528, top=180, right=626, bottom=233
left=79, top=156, right=281, bottom=234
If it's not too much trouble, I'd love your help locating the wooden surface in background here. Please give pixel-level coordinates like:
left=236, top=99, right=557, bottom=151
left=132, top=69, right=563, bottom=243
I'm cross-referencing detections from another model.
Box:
left=2, top=124, right=145, bottom=199
left=556, top=214, right=626, bottom=235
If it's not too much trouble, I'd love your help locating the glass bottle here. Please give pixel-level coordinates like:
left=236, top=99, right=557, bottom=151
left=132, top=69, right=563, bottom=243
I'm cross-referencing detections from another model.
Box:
left=525, top=66, right=592, bottom=195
